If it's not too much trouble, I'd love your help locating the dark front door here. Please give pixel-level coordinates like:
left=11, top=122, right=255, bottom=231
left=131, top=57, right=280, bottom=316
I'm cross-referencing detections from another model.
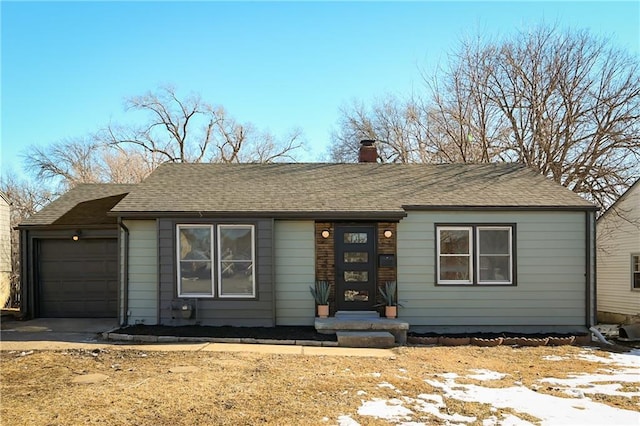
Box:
left=335, top=225, right=376, bottom=311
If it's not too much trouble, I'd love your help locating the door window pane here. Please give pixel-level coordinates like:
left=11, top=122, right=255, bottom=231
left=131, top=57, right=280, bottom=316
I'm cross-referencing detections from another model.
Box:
left=344, top=290, right=369, bottom=302
left=344, top=232, right=368, bottom=244
left=344, top=271, right=368, bottom=282
left=344, top=252, right=368, bottom=263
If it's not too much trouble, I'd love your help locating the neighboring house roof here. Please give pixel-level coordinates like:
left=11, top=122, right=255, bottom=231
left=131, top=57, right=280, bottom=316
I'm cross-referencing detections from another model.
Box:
left=0, top=191, right=9, bottom=205
left=20, top=184, right=136, bottom=226
left=111, top=163, right=596, bottom=219
left=596, top=178, right=640, bottom=223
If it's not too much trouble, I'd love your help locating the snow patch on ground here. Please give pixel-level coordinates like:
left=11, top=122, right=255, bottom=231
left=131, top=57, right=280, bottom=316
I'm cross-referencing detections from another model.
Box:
left=378, top=382, right=396, bottom=389
left=344, top=349, right=639, bottom=425
left=467, top=369, right=508, bottom=381
left=542, top=355, right=566, bottom=361
left=337, top=415, right=360, bottom=426
left=482, top=414, right=534, bottom=426
left=357, top=398, right=413, bottom=421
left=425, top=375, right=639, bottom=425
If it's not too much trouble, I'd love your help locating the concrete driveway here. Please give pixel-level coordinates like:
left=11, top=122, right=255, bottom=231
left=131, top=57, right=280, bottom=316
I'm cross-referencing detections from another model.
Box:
left=0, top=317, right=118, bottom=346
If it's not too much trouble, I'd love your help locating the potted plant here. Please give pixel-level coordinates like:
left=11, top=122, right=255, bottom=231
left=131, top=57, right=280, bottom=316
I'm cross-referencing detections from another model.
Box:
left=376, top=281, right=403, bottom=318
left=309, top=280, right=330, bottom=318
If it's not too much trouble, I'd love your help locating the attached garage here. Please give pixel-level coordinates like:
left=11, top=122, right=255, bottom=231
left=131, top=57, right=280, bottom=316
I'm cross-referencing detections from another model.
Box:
left=18, top=184, right=135, bottom=319
left=38, top=238, right=117, bottom=317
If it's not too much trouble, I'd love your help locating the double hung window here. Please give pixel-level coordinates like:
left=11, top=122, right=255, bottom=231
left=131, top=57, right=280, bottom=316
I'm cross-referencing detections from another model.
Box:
left=437, top=225, right=514, bottom=285
left=177, top=224, right=255, bottom=298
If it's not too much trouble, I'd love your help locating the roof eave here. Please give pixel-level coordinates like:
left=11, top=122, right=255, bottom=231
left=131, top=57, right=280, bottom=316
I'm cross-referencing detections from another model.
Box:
left=402, top=204, right=600, bottom=212
left=109, top=210, right=408, bottom=221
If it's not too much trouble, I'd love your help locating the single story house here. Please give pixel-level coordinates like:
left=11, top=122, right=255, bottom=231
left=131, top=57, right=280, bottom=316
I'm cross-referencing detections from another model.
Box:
left=19, top=142, right=598, bottom=334
left=596, top=179, right=640, bottom=324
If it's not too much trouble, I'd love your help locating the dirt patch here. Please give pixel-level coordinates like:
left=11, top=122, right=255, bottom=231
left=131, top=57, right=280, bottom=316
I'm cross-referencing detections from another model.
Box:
left=1, top=345, right=637, bottom=425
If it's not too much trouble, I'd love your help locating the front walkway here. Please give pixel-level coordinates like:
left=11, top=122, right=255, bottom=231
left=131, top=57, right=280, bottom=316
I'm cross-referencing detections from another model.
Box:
left=0, top=318, right=395, bottom=357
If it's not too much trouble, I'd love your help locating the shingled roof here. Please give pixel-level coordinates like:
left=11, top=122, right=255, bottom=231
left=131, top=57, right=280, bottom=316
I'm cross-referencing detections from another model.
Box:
left=110, top=163, right=596, bottom=219
left=20, top=184, right=136, bottom=226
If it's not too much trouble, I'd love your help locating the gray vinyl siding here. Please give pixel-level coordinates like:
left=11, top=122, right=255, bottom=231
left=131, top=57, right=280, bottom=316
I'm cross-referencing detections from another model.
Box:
left=157, top=218, right=274, bottom=327
left=597, top=183, right=640, bottom=316
left=124, top=220, right=158, bottom=325
left=274, top=221, right=315, bottom=325
left=397, top=211, right=588, bottom=327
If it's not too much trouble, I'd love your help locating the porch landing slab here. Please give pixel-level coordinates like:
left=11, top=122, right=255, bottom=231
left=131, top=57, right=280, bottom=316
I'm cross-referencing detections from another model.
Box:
left=315, top=311, right=409, bottom=345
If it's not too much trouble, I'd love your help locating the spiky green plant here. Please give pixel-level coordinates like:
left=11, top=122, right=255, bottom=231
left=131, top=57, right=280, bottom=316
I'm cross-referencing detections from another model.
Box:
left=309, top=280, right=330, bottom=305
left=377, top=281, right=403, bottom=307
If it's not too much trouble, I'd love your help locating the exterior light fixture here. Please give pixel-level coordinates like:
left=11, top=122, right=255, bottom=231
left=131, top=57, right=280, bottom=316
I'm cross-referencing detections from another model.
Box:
left=321, top=230, right=330, bottom=239
left=383, top=230, right=393, bottom=238
left=72, top=230, right=82, bottom=241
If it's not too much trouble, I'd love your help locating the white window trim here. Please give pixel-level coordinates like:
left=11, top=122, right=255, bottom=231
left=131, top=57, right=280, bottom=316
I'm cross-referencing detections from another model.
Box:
left=477, top=226, right=513, bottom=285
left=437, top=226, right=473, bottom=285
left=176, top=224, right=215, bottom=298
left=632, top=253, right=640, bottom=291
left=217, top=224, right=256, bottom=298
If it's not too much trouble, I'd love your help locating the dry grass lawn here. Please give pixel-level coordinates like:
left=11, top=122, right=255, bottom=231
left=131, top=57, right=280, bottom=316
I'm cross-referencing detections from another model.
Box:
left=1, top=344, right=638, bottom=425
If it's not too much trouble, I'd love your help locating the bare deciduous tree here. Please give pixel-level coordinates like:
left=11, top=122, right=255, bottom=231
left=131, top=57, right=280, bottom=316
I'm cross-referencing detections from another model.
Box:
left=23, top=138, right=155, bottom=193
left=330, top=25, right=640, bottom=210
left=0, top=174, right=53, bottom=307
left=101, top=86, right=304, bottom=164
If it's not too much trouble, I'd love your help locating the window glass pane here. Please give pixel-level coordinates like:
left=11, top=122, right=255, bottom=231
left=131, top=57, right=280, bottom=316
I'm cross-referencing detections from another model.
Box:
left=179, top=261, right=213, bottom=295
left=344, top=232, right=367, bottom=244
left=633, top=255, right=640, bottom=272
left=479, top=229, right=510, bottom=254
left=439, top=256, right=470, bottom=281
left=218, top=225, right=255, bottom=297
left=178, top=225, right=213, bottom=296
left=440, top=230, right=470, bottom=254
left=479, top=256, right=511, bottom=282
left=179, top=227, right=211, bottom=261
left=344, top=271, right=368, bottom=282
left=220, top=261, right=254, bottom=295
left=344, top=252, right=368, bottom=263
left=344, top=290, right=369, bottom=302
left=220, top=226, right=252, bottom=260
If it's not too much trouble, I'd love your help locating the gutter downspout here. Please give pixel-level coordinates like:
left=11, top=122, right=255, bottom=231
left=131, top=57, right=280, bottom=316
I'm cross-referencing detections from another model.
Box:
left=585, top=211, right=591, bottom=328
left=118, top=219, right=130, bottom=327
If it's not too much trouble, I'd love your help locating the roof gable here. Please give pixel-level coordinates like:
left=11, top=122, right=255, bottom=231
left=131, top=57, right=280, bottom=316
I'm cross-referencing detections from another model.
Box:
left=20, top=184, right=136, bottom=226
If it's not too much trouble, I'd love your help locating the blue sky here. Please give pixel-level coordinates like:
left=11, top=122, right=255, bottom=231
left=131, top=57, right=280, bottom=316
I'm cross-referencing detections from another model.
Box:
left=2, top=1, right=639, bottom=176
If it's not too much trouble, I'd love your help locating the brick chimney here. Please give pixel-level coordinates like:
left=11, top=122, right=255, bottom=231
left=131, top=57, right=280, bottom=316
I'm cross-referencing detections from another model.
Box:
left=358, top=139, right=378, bottom=163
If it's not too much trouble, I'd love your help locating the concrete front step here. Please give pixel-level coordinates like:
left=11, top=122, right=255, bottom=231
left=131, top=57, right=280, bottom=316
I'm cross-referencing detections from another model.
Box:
left=336, top=331, right=396, bottom=348
left=334, top=310, right=380, bottom=319
left=315, top=311, right=409, bottom=345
